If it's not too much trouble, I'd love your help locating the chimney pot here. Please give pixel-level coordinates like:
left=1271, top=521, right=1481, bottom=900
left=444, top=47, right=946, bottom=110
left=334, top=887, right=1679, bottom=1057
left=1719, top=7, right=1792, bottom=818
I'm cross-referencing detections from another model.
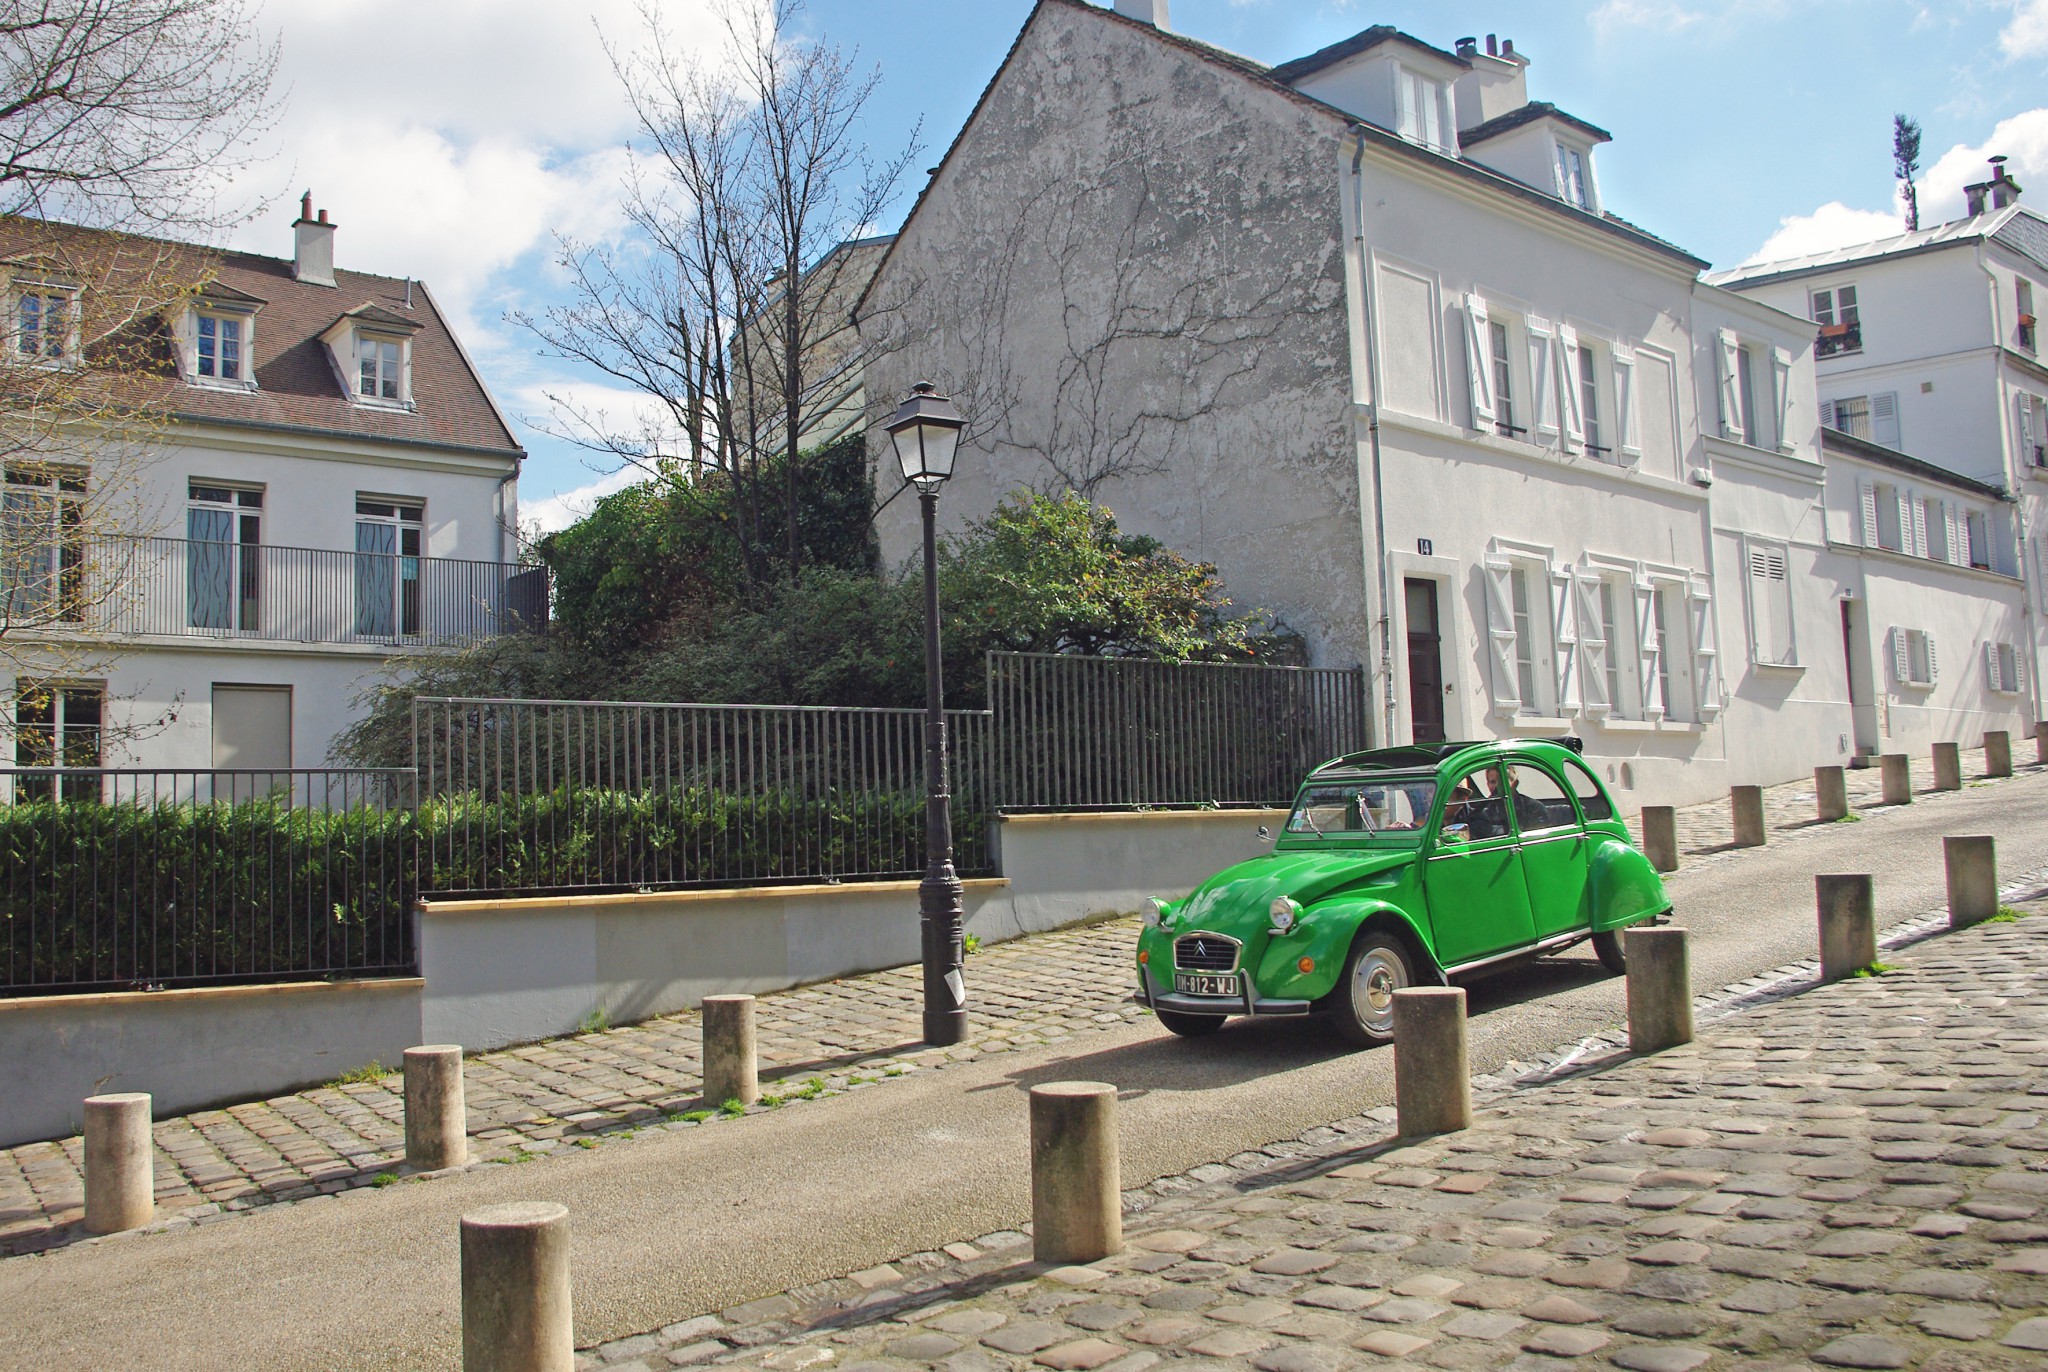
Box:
left=298, top=190, right=312, bottom=221
left=1455, top=35, right=1477, bottom=57
left=1502, top=38, right=1515, bottom=57
left=318, top=208, right=329, bottom=224
left=1486, top=33, right=1498, bottom=55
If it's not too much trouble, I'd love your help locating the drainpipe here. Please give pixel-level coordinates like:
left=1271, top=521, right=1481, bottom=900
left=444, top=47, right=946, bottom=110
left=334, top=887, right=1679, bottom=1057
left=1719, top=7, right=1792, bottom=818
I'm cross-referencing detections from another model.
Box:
left=1349, top=126, right=1397, bottom=749
left=1979, top=243, right=2044, bottom=724
left=495, top=459, right=521, bottom=565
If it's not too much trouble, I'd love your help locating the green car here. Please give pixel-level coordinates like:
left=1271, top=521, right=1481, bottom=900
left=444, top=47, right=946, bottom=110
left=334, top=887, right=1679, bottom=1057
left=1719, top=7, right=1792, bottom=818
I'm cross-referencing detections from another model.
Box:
left=1135, top=738, right=1670, bottom=1046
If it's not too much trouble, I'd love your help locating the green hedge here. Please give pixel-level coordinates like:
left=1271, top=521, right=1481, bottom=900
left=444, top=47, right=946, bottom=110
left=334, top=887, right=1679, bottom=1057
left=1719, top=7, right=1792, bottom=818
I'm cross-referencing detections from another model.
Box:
left=1, top=786, right=991, bottom=990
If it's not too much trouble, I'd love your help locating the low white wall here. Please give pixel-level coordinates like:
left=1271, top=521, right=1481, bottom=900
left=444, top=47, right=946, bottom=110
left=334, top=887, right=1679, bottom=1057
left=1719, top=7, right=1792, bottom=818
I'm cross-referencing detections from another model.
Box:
left=0, top=978, right=423, bottom=1148
left=1, top=808, right=1291, bottom=1142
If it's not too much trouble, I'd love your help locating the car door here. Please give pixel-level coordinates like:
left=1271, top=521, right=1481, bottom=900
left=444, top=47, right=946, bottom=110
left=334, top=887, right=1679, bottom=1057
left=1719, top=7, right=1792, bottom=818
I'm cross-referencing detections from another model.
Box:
left=1424, top=762, right=1538, bottom=967
left=1508, top=760, right=1590, bottom=940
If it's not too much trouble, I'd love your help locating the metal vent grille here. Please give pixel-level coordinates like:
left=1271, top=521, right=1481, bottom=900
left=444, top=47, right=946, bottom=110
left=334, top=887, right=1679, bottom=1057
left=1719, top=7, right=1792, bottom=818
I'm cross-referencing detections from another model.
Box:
left=1174, top=933, right=1240, bottom=973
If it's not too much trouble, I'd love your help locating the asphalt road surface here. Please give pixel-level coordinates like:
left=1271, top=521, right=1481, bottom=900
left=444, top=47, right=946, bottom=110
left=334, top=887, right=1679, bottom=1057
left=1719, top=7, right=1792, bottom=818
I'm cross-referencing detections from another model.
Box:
left=4, top=773, right=2044, bottom=1370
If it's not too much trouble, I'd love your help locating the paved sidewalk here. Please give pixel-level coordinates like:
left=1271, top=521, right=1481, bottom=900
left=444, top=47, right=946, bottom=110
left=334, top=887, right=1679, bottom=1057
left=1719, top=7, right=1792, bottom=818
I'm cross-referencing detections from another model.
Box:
left=2, top=747, right=2039, bottom=1260
left=603, top=899, right=2048, bottom=1372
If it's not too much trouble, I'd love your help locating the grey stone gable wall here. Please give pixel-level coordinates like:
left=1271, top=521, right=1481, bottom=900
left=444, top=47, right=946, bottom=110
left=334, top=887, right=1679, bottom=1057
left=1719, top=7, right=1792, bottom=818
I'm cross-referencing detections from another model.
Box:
left=862, top=2, right=1370, bottom=670
left=1993, top=209, right=2048, bottom=276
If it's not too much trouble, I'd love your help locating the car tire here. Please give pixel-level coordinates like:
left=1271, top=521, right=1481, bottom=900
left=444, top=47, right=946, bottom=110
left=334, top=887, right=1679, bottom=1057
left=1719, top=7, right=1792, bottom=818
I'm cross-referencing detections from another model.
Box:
left=1329, top=929, right=1416, bottom=1048
left=1155, top=1008, right=1227, bottom=1038
left=1592, top=930, right=1627, bottom=974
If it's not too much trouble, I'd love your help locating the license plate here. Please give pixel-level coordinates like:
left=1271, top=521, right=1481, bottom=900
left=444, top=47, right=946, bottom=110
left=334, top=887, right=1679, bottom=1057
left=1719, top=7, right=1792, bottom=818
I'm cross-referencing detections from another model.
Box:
left=1175, top=973, right=1238, bottom=997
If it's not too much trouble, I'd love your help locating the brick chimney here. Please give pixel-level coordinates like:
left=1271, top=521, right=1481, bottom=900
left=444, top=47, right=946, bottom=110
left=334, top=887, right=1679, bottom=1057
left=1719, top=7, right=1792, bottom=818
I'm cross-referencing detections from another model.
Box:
left=1964, top=156, right=2022, bottom=218
left=1112, top=0, right=1168, bottom=29
left=292, top=191, right=337, bottom=287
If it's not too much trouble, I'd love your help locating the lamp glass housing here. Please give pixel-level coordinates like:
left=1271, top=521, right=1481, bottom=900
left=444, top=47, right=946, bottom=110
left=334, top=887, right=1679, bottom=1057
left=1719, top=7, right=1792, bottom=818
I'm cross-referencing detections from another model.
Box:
left=885, top=382, right=966, bottom=490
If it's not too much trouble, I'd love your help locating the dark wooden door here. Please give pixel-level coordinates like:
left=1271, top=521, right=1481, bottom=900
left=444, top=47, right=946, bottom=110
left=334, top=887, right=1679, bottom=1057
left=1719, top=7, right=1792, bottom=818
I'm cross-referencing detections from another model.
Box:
left=1405, top=577, right=1445, bottom=743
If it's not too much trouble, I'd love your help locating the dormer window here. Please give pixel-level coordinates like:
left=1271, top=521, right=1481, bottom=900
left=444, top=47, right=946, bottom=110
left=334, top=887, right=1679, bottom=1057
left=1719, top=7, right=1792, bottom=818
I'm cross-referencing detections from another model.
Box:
left=1555, top=143, right=1591, bottom=209
left=14, top=287, right=74, bottom=362
left=1397, top=68, right=1451, bottom=152
left=320, top=302, right=421, bottom=410
left=194, top=313, right=247, bottom=384
left=358, top=335, right=402, bottom=401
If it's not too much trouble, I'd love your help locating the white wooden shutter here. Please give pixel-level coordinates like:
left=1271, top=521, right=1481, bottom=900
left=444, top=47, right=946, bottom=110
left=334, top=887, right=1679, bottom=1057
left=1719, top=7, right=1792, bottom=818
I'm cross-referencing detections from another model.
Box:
left=1636, top=580, right=1662, bottom=720
left=1528, top=318, right=1558, bottom=445
left=1745, top=545, right=1784, bottom=664
left=1482, top=558, right=1520, bottom=717
left=1613, top=345, right=1641, bottom=462
left=1893, top=487, right=1913, bottom=556
left=2018, top=395, right=2037, bottom=466
left=2011, top=645, right=2025, bottom=693
left=1926, top=636, right=1938, bottom=683
left=1716, top=327, right=1743, bottom=442
left=1858, top=479, right=1879, bottom=548
left=1463, top=295, right=1495, bottom=431
left=1871, top=391, right=1901, bottom=448
left=1818, top=399, right=1836, bottom=430
left=1398, top=69, right=1420, bottom=141
left=1946, top=503, right=1967, bottom=565
left=1558, top=324, right=1585, bottom=453
left=1986, top=641, right=2002, bottom=693
left=1575, top=570, right=1609, bottom=715
left=1551, top=565, right=1579, bottom=713
left=1771, top=345, right=1795, bottom=452
left=1909, top=497, right=1929, bottom=559
left=1891, top=628, right=1909, bottom=685
left=1690, top=576, right=1721, bottom=718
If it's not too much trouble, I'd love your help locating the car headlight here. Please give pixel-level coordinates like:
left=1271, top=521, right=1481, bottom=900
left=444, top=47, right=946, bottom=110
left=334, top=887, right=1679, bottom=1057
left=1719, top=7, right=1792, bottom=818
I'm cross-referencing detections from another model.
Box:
left=1269, top=896, right=1301, bottom=934
left=1145, top=897, right=1172, bottom=928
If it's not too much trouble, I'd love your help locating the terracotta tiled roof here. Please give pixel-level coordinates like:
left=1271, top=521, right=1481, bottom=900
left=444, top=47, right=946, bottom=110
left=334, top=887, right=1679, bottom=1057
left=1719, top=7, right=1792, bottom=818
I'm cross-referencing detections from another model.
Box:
left=0, top=216, right=522, bottom=460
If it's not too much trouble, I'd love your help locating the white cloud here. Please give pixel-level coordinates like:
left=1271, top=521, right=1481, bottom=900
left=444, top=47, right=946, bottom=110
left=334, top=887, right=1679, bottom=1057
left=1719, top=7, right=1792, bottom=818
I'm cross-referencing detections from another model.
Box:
left=1591, top=0, right=1708, bottom=32
left=523, top=464, right=648, bottom=535
left=1744, top=201, right=1908, bottom=265
left=1916, top=107, right=2048, bottom=219
left=2001, top=0, right=2048, bottom=57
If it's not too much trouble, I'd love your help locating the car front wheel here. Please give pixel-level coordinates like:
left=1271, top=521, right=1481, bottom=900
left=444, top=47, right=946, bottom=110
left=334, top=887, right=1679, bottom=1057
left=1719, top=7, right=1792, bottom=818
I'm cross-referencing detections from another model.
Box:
left=1330, top=930, right=1415, bottom=1047
left=1156, top=1008, right=1227, bottom=1037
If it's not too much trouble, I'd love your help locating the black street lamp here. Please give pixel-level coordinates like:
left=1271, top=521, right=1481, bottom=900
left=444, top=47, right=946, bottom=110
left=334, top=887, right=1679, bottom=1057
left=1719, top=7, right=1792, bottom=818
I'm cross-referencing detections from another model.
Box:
left=884, top=381, right=970, bottom=1047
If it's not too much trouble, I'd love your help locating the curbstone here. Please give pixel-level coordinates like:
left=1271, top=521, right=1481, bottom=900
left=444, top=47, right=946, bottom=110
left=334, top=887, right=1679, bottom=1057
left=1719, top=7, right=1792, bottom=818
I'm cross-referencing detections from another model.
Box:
left=1625, top=927, right=1693, bottom=1054
left=1985, top=729, right=2013, bottom=778
left=1814, top=766, right=1848, bottom=822
left=1879, top=754, right=1911, bottom=805
left=1815, top=875, right=1876, bottom=983
left=702, top=995, right=760, bottom=1107
left=1944, top=834, right=1998, bottom=928
left=82, top=1092, right=154, bottom=1235
left=1729, top=786, right=1765, bottom=847
left=461, top=1201, right=573, bottom=1371
left=1029, top=1082, right=1121, bottom=1265
left=1392, top=987, right=1470, bottom=1136
left=1639, top=806, right=1678, bottom=873
left=1931, top=742, right=1961, bottom=792
left=404, top=1045, right=467, bottom=1171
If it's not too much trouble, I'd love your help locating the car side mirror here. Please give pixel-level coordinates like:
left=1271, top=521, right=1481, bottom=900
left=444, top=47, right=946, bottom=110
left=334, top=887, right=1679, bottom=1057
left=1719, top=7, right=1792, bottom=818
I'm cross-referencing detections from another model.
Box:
left=1257, top=825, right=1271, bottom=842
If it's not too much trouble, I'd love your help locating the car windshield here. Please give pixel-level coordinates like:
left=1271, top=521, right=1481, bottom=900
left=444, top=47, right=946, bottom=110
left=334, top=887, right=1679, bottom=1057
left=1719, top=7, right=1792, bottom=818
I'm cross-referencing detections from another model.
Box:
left=1285, top=776, right=1437, bottom=840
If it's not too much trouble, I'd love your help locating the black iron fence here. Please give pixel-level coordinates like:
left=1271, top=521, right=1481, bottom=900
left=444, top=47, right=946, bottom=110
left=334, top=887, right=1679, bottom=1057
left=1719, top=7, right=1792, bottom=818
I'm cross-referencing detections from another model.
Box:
left=0, top=769, right=417, bottom=996
left=8, top=535, right=545, bottom=647
left=412, top=697, right=995, bottom=896
left=986, top=653, right=1368, bottom=811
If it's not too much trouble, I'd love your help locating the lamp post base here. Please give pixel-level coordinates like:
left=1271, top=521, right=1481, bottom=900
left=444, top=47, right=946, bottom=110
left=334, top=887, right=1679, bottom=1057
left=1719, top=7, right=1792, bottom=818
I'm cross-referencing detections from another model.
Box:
left=920, top=861, right=967, bottom=1047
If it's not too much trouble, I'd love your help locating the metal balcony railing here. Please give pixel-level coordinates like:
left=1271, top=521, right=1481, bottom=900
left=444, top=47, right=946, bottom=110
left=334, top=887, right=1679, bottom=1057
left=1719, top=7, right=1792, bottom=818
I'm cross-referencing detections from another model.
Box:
left=2, top=536, right=547, bottom=647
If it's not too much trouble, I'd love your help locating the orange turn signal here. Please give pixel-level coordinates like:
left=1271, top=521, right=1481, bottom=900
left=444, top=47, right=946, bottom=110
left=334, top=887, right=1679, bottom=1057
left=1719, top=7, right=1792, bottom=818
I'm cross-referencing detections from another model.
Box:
left=1297, top=956, right=1316, bottom=974
left=1138, top=950, right=1149, bottom=965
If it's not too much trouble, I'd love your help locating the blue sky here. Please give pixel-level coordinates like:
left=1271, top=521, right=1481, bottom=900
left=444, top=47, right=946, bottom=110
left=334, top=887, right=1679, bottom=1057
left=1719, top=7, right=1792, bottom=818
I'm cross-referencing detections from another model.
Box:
left=233, top=1, right=2048, bottom=533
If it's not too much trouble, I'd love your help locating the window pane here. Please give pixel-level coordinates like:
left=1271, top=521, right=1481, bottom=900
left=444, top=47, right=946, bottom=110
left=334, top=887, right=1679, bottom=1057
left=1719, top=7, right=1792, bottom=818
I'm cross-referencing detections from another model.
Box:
left=1511, top=567, right=1538, bottom=710
left=1507, top=763, right=1575, bottom=832
left=1561, top=758, right=1613, bottom=821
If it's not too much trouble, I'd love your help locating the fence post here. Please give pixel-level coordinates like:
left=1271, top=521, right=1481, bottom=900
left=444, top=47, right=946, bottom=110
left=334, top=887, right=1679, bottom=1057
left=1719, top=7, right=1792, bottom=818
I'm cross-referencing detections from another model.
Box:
left=405, top=1045, right=467, bottom=1171
left=1639, top=806, right=1678, bottom=873
left=701, top=995, right=759, bottom=1107
left=1625, top=927, right=1693, bottom=1054
left=1984, top=730, right=2013, bottom=778
left=1815, top=875, right=1876, bottom=983
left=1030, top=1082, right=1121, bottom=1264
left=1945, top=835, right=1998, bottom=928
left=1880, top=754, right=1912, bottom=805
left=1814, top=766, right=1849, bottom=822
left=1729, top=786, right=1766, bottom=847
left=82, top=1093, right=154, bottom=1235
left=461, top=1201, right=573, bottom=1372
left=1393, top=987, right=1471, bottom=1136
left=1931, top=742, right=1962, bottom=792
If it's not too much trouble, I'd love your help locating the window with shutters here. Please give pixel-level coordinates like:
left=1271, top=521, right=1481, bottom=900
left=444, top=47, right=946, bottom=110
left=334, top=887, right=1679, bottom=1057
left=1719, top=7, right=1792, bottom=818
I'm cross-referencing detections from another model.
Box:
left=2019, top=393, right=2047, bottom=468
left=1510, top=565, right=1541, bottom=712
left=1872, top=482, right=1903, bottom=552
left=1823, top=392, right=1899, bottom=448
left=1923, top=498, right=1949, bottom=562
left=1812, top=284, right=1861, bottom=357
left=1744, top=539, right=1796, bottom=666
left=2019, top=279, right=2036, bottom=353
left=1578, top=343, right=1608, bottom=458
left=1966, top=510, right=1990, bottom=570
left=1991, top=642, right=2022, bottom=694
left=1491, top=319, right=1519, bottom=439
left=1898, top=629, right=1934, bottom=687
left=1737, top=345, right=1761, bottom=447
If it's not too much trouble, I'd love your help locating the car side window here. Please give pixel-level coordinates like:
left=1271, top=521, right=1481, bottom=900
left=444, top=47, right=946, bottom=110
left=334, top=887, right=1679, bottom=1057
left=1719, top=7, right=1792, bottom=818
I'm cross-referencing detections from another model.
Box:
left=1441, top=764, right=1511, bottom=842
left=1506, top=763, right=1576, bottom=833
left=1559, top=757, right=1614, bottom=821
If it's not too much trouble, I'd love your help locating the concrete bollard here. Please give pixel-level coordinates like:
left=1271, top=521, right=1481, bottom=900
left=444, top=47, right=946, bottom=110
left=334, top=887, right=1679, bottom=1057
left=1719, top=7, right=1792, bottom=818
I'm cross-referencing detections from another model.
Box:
left=1985, top=730, right=2013, bottom=778
left=1815, top=875, right=1877, bottom=983
left=1625, top=927, right=1694, bottom=1054
left=2036, top=721, right=2048, bottom=767
left=701, top=994, right=759, bottom=1107
left=404, top=1045, right=467, bottom=1171
left=1815, top=766, right=1849, bottom=822
left=1730, top=786, right=1766, bottom=848
left=1880, top=753, right=1912, bottom=805
left=1945, top=835, right=1999, bottom=928
left=1639, top=806, right=1678, bottom=873
left=1029, top=1082, right=1121, bottom=1265
left=1931, top=742, right=1962, bottom=792
left=1393, top=987, right=1471, bottom=1137
left=82, top=1092, right=155, bottom=1235
left=461, top=1201, right=573, bottom=1372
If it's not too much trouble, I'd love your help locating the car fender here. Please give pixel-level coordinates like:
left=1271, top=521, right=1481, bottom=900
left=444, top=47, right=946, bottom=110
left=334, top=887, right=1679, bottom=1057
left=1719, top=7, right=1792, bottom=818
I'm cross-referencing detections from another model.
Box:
left=1254, top=900, right=1437, bottom=1001
left=1588, top=834, right=1669, bottom=931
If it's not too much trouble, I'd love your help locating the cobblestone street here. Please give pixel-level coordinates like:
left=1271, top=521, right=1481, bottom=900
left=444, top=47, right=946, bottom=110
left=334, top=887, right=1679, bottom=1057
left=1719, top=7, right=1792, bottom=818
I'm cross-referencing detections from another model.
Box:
left=0, top=745, right=2038, bottom=1262
left=602, top=897, right=2048, bottom=1372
